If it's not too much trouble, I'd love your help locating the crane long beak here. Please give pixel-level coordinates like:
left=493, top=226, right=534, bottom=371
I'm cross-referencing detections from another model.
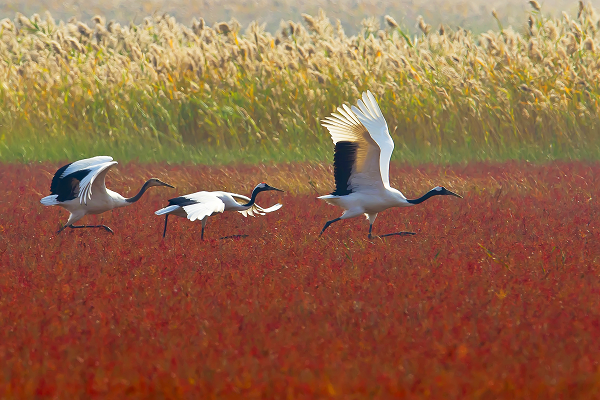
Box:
left=268, top=185, right=284, bottom=192
left=448, top=190, right=462, bottom=198
left=159, top=180, right=175, bottom=189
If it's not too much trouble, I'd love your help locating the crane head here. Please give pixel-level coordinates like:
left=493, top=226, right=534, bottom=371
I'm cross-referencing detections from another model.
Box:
left=255, top=182, right=284, bottom=192
left=432, top=186, right=462, bottom=198
left=146, top=178, right=175, bottom=189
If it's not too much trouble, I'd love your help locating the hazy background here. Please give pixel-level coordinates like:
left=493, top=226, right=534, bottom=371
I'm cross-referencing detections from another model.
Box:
left=0, top=0, right=581, bottom=33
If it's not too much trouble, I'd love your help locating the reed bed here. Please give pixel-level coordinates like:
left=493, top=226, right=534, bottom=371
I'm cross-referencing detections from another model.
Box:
left=1, top=2, right=600, bottom=163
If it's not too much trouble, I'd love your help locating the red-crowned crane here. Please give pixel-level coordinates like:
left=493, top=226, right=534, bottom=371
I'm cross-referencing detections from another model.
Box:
left=155, top=183, right=283, bottom=239
left=40, top=156, right=174, bottom=233
left=319, top=91, right=462, bottom=239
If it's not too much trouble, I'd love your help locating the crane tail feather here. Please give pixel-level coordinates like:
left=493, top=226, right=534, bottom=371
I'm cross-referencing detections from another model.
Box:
left=40, top=195, right=59, bottom=206
left=317, top=195, right=342, bottom=206
left=155, top=205, right=180, bottom=215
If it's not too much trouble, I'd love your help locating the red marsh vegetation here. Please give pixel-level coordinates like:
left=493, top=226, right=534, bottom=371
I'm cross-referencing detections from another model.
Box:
left=1, top=161, right=600, bottom=398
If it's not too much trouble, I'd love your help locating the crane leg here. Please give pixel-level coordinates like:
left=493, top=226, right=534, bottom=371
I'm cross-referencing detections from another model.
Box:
left=378, top=231, right=416, bottom=238
left=162, top=215, right=169, bottom=238
left=201, top=218, right=206, bottom=240
left=68, top=224, right=114, bottom=234
left=320, top=217, right=341, bottom=236
left=366, top=213, right=379, bottom=239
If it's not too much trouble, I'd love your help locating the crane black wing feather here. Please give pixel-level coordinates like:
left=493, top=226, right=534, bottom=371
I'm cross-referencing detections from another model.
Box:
left=168, top=196, right=200, bottom=207
left=50, top=166, right=92, bottom=202
left=332, top=141, right=358, bottom=196
left=50, top=162, right=73, bottom=194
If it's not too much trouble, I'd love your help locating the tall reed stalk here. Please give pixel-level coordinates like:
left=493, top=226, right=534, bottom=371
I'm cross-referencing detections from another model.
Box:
left=1, top=3, right=600, bottom=163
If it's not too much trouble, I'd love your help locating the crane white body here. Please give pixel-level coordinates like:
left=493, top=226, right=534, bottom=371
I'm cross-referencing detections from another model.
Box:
left=155, top=183, right=283, bottom=239
left=319, top=91, right=461, bottom=238
left=42, top=188, right=130, bottom=220
left=40, top=156, right=173, bottom=233
left=320, top=187, right=411, bottom=218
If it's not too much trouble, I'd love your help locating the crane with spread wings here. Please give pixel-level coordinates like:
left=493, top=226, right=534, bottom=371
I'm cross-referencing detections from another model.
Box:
left=319, top=91, right=462, bottom=239
left=40, top=156, right=174, bottom=234
left=155, top=183, right=284, bottom=239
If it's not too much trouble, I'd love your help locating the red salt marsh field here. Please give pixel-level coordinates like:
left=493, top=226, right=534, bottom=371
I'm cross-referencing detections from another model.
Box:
left=1, top=161, right=600, bottom=398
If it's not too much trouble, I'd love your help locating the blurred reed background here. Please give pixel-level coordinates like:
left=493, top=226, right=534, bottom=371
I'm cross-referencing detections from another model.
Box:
left=0, top=0, right=580, bottom=34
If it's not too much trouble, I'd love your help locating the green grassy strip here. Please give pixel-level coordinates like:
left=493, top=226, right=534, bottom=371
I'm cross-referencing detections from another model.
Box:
left=3, top=126, right=599, bottom=165
left=2, top=73, right=599, bottom=164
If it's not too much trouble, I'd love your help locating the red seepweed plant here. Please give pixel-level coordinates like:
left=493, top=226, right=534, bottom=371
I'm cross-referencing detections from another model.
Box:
left=1, top=161, right=600, bottom=398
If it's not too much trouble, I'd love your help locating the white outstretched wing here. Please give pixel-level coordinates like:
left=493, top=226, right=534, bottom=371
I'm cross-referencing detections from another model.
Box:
left=60, top=156, right=114, bottom=178
left=77, top=161, right=118, bottom=204
left=180, top=192, right=226, bottom=222
left=230, top=194, right=283, bottom=217
left=350, top=91, right=394, bottom=189
left=321, top=100, right=384, bottom=193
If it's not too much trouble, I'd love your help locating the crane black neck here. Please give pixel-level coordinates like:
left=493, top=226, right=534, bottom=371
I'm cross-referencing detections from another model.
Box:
left=240, top=186, right=265, bottom=207
left=406, top=189, right=441, bottom=205
left=125, top=180, right=154, bottom=203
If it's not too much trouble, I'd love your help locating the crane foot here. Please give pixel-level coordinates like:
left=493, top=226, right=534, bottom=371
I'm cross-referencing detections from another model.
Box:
left=69, top=224, right=114, bottom=234
left=101, top=225, right=114, bottom=234
left=369, top=231, right=416, bottom=239
left=379, top=231, right=416, bottom=238
left=220, top=234, right=249, bottom=239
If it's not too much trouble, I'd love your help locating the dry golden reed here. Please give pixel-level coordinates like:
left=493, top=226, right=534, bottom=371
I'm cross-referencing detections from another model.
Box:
left=1, top=3, right=600, bottom=163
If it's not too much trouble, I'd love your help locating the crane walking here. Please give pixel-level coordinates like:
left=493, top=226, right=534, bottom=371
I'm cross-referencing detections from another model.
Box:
left=40, top=156, right=174, bottom=234
left=319, top=91, right=462, bottom=239
left=155, top=183, right=284, bottom=239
